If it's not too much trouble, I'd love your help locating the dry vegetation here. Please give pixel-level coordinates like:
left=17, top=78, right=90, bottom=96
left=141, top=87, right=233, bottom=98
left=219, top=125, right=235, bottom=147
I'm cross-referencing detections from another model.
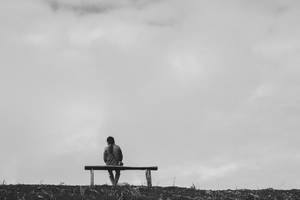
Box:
left=0, top=185, right=299, bottom=200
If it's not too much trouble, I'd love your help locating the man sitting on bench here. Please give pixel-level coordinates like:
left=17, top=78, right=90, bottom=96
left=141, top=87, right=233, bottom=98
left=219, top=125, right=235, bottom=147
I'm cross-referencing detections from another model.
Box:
left=103, top=136, right=123, bottom=186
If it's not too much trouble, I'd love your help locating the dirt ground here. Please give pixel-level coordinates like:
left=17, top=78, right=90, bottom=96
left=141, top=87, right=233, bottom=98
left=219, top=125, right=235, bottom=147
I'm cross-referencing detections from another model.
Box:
left=0, top=185, right=299, bottom=200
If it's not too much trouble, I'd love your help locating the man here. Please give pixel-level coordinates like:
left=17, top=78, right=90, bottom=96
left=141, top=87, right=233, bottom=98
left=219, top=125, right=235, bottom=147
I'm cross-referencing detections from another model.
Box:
left=103, top=136, right=123, bottom=186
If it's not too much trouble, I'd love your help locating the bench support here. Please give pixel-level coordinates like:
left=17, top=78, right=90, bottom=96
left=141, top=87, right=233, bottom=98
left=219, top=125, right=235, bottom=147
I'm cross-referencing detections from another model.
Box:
left=145, top=169, right=152, bottom=187
left=90, top=170, right=94, bottom=187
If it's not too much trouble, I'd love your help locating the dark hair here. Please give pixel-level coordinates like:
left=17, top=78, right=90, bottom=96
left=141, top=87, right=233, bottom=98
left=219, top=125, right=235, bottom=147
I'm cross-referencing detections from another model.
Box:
left=107, top=136, right=115, bottom=154
left=107, top=136, right=115, bottom=145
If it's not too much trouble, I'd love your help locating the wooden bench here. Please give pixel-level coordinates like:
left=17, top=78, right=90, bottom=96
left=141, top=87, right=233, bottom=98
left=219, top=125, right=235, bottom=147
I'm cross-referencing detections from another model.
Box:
left=84, top=165, right=158, bottom=187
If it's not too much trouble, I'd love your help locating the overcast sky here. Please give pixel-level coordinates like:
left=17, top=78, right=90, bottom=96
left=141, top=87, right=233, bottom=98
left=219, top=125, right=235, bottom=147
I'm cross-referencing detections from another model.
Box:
left=1, top=0, right=300, bottom=189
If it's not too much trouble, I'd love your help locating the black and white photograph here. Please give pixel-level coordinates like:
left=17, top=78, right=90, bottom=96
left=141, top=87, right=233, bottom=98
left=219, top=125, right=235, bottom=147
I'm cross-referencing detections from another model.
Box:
left=1, top=0, right=300, bottom=199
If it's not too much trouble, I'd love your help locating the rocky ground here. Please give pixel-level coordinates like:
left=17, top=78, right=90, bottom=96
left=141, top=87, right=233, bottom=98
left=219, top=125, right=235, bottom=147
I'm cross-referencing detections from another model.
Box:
left=0, top=185, right=299, bottom=200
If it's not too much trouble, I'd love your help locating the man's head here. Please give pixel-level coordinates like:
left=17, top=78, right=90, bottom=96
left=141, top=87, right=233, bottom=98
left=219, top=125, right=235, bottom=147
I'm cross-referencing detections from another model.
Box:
left=107, top=136, right=115, bottom=145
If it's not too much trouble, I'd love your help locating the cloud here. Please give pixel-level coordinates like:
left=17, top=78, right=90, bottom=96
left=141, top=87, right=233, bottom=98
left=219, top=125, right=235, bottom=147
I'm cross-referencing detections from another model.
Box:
left=181, top=162, right=241, bottom=181
left=45, top=0, right=163, bottom=14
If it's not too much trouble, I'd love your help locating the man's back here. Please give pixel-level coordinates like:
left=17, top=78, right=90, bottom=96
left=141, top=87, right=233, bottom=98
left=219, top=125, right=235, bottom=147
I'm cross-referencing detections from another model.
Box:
left=103, top=144, right=123, bottom=165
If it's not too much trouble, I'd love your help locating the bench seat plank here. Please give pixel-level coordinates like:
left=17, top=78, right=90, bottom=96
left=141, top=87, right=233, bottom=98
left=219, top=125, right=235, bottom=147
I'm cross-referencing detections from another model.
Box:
left=85, top=165, right=158, bottom=171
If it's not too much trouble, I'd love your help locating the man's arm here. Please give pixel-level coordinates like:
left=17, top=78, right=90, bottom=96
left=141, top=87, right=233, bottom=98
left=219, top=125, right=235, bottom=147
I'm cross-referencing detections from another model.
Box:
left=103, top=148, right=108, bottom=163
left=118, top=147, right=123, bottom=161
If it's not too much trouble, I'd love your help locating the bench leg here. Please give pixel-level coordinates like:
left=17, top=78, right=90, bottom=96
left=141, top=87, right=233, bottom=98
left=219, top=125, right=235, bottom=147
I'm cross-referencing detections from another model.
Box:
left=145, top=169, right=152, bottom=187
left=90, top=169, right=94, bottom=187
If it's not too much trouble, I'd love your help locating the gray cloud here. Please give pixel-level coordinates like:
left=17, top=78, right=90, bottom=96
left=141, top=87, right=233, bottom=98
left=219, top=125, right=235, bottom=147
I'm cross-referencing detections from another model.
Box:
left=46, top=0, right=118, bottom=14
left=45, top=0, right=163, bottom=14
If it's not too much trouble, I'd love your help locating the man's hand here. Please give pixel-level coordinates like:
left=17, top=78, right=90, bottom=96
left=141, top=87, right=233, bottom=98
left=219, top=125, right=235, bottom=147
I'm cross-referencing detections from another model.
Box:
left=119, top=161, right=124, bottom=166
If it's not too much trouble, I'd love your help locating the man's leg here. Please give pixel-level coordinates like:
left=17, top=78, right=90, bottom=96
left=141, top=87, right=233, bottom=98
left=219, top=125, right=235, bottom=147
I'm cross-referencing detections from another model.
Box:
left=114, top=170, right=121, bottom=185
left=108, top=170, right=115, bottom=185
